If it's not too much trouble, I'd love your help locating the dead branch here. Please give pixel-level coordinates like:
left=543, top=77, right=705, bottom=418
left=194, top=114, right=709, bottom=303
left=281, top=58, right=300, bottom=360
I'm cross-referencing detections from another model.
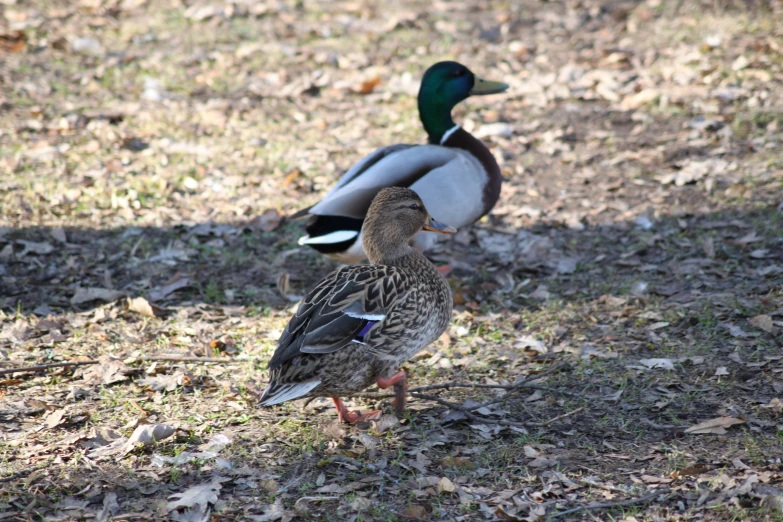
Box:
left=407, top=362, right=567, bottom=393
left=137, top=356, right=237, bottom=363
left=323, top=455, right=379, bottom=472
left=346, top=363, right=575, bottom=426
left=408, top=391, right=534, bottom=427
left=547, top=488, right=671, bottom=520
left=0, top=360, right=98, bottom=376
left=0, top=355, right=246, bottom=376
left=542, top=406, right=585, bottom=426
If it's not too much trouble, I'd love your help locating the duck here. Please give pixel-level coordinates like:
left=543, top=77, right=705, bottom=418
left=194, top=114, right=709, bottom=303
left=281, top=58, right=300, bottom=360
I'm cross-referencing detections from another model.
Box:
left=295, top=61, right=508, bottom=263
left=259, top=187, right=455, bottom=422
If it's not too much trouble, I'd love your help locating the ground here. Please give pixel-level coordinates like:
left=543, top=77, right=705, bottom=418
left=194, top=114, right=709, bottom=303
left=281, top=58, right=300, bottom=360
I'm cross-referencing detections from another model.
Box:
left=1, top=0, right=782, bottom=520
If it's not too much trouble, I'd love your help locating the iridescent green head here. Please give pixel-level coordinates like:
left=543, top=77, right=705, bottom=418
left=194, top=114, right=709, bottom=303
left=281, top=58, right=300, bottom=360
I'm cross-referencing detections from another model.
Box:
left=417, top=61, right=508, bottom=144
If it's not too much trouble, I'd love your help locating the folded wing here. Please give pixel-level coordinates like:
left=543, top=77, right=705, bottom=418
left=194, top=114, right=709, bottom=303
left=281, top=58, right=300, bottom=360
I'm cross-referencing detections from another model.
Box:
left=267, top=265, right=408, bottom=370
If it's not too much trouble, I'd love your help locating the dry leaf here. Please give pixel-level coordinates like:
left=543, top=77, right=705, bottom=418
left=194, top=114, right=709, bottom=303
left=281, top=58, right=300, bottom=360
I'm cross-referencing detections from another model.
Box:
left=80, top=356, right=135, bottom=385
left=251, top=208, right=282, bottom=232
left=356, top=432, right=379, bottom=449
left=671, top=463, right=710, bottom=478
left=620, top=88, right=660, bottom=110
left=136, top=372, right=184, bottom=392
left=555, top=257, right=579, bottom=274
left=732, top=458, right=750, bottom=470
left=685, top=416, right=745, bottom=435
left=96, top=493, right=119, bottom=522
left=513, top=335, right=547, bottom=354
left=494, top=506, right=525, bottom=521
left=762, top=494, right=783, bottom=513
left=282, top=169, right=301, bottom=186
left=127, top=296, right=168, bottom=318
left=749, top=314, right=775, bottom=333
left=762, top=398, right=783, bottom=414
left=314, top=422, right=344, bottom=443
left=248, top=498, right=289, bottom=521
left=44, top=408, right=67, bottom=429
left=528, top=456, right=557, bottom=468
left=637, top=358, right=674, bottom=370
left=0, top=30, right=26, bottom=53
left=16, top=240, right=54, bottom=256
left=149, top=275, right=191, bottom=301
left=50, top=227, right=67, bottom=243
left=350, top=497, right=373, bottom=511
left=437, top=477, right=456, bottom=494
left=372, top=414, right=399, bottom=435
left=71, top=287, right=125, bottom=305
left=167, top=476, right=229, bottom=521
left=409, top=451, right=432, bottom=473
left=80, top=427, right=123, bottom=449
left=437, top=331, right=451, bottom=350
left=401, top=505, right=430, bottom=520
left=356, top=76, right=381, bottom=94
left=122, top=423, right=175, bottom=454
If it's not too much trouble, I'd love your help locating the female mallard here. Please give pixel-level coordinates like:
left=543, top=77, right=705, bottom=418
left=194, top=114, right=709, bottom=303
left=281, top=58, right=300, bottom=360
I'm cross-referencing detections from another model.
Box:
left=260, top=188, right=454, bottom=422
left=296, top=61, right=508, bottom=263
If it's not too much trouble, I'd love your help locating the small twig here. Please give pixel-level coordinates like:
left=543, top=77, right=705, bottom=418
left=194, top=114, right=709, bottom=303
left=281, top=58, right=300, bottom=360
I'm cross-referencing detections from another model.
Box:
left=519, top=384, right=581, bottom=398
left=641, top=418, right=677, bottom=430
left=443, top=363, right=571, bottom=411
left=137, top=356, right=235, bottom=363
left=0, top=355, right=246, bottom=376
left=346, top=363, right=574, bottom=427
left=542, top=406, right=585, bottom=426
left=407, top=362, right=567, bottom=393
left=547, top=488, right=671, bottom=520
left=321, top=455, right=378, bottom=472
left=0, top=360, right=98, bottom=376
left=408, top=391, right=530, bottom=427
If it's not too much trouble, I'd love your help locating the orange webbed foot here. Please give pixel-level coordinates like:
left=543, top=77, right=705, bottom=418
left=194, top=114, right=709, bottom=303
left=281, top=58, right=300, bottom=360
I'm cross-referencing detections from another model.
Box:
left=332, top=397, right=381, bottom=424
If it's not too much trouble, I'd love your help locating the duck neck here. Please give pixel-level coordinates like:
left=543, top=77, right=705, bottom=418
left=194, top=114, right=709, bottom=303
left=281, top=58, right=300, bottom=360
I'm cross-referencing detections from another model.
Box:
left=418, top=98, right=458, bottom=145
left=363, top=235, right=415, bottom=265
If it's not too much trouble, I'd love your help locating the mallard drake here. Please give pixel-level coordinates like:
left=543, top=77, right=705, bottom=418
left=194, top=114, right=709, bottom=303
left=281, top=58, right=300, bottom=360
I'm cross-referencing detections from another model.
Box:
left=259, top=187, right=454, bottom=422
left=296, top=61, right=508, bottom=263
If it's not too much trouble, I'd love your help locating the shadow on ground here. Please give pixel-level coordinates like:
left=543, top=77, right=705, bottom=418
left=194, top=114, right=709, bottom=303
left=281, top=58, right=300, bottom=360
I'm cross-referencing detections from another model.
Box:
left=2, top=203, right=781, bottom=518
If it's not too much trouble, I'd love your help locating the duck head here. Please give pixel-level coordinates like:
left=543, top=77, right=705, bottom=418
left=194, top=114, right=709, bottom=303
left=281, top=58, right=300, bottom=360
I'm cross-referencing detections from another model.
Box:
left=362, top=187, right=456, bottom=264
left=418, top=61, right=509, bottom=144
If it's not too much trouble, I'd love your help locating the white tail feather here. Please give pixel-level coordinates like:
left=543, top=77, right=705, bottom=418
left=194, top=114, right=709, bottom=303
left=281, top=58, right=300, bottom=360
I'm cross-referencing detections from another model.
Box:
left=258, top=380, right=321, bottom=407
left=298, top=230, right=359, bottom=245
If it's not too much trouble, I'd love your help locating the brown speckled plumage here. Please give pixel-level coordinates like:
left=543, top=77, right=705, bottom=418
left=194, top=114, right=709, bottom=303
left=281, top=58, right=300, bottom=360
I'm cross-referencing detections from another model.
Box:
left=259, top=188, right=453, bottom=415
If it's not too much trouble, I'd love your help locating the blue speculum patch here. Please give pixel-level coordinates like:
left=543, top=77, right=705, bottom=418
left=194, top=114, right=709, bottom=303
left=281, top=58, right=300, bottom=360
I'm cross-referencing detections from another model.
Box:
left=356, top=320, right=376, bottom=342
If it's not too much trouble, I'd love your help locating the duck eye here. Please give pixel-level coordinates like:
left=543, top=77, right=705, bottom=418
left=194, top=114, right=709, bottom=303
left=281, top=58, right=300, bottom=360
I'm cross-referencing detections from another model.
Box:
left=408, top=204, right=421, bottom=210
left=452, top=69, right=465, bottom=77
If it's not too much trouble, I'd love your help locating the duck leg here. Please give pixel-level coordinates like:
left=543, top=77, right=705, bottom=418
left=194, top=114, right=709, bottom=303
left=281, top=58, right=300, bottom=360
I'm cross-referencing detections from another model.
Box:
left=436, top=265, right=452, bottom=277
left=377, top=370, right=408, bottom=417
left=332, top=397, right=381, bottom=423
